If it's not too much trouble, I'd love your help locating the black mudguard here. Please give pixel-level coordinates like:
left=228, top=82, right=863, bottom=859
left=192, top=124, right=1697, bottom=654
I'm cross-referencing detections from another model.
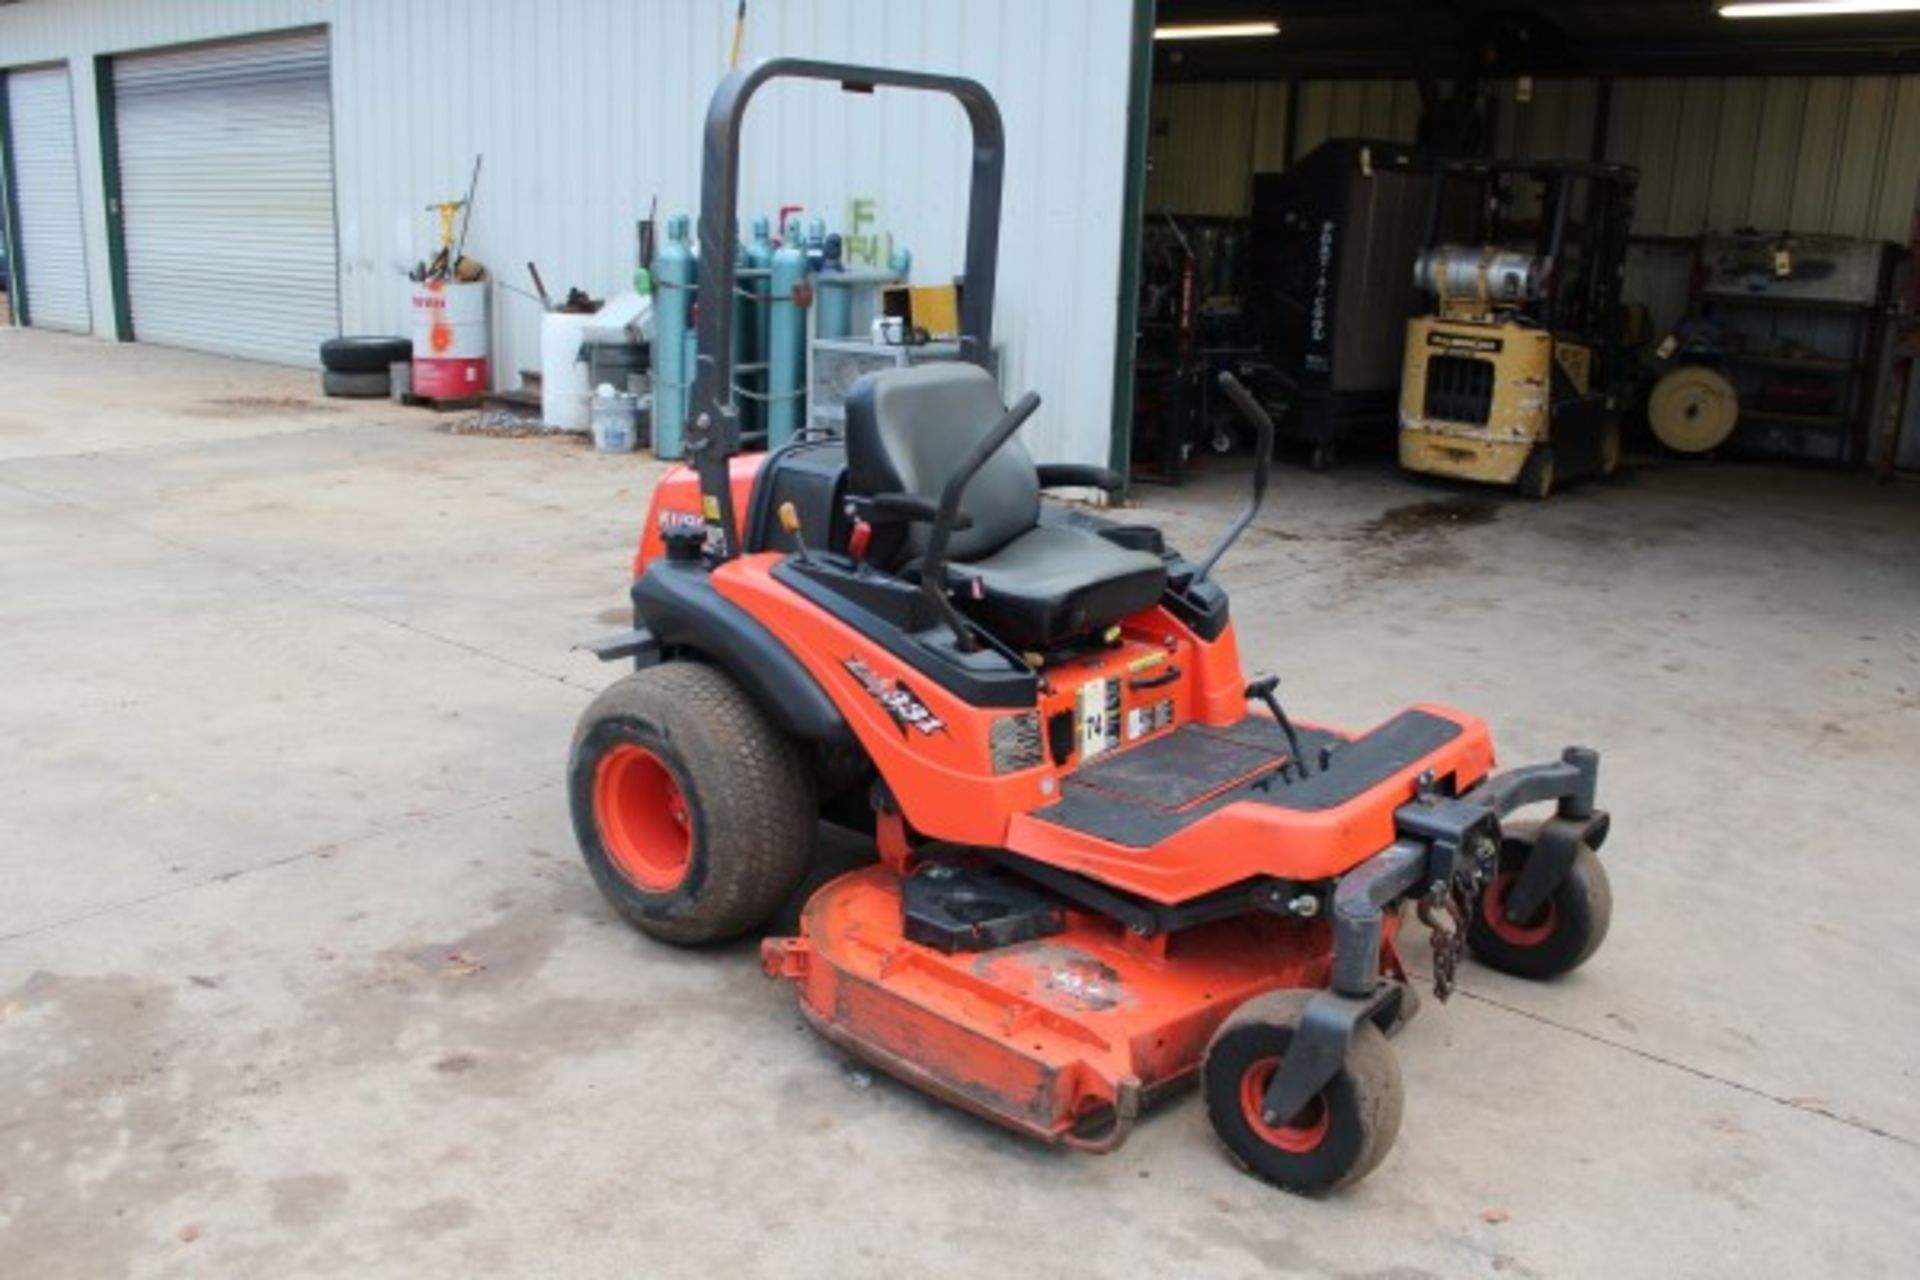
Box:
left=631, top=560, right=854, bottom=748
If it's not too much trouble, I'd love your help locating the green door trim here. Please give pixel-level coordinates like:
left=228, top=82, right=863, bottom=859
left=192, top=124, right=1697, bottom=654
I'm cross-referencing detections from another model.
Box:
left=0, top=69, right=32, bottom=326
left=93, top=54, right=133, bottom=341
left=1106, top=0, right=1156, bottom=489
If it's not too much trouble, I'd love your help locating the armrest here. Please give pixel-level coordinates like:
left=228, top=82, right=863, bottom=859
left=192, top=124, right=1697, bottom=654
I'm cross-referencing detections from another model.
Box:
left=1035, top=462, right=1122, bottom=493
left=863, top=492, right=974, bottom=530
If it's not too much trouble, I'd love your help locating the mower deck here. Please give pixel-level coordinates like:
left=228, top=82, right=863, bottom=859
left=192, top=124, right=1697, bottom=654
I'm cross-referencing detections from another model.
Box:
left=763, top=864, right=1393, bottom=1148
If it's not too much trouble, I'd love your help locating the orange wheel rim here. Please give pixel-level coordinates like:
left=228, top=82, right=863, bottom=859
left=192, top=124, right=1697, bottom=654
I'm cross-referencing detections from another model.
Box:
left=593, top=744, right=692, bottom=892
left=1482, top=872, right=1559, bottom=948
left=1239, top=1057, right=1331, bottom=1153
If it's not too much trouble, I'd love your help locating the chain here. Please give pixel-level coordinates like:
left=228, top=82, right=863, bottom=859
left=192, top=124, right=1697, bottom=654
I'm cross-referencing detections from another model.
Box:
left=1417, top=882, right=1471, bottom=1002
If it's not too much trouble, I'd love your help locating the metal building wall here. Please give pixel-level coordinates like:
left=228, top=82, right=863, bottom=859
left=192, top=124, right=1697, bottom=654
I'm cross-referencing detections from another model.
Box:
left=1292, top=79, right=1423, bottom=160
left=1490, top=79, right=1600, bottom=165
left=1146, top=78, right=1425, bottom=217
left=1146, top=71, right=1919, bottom=331
left=1145, top=71, right=1920, bottom=233
left=0, top=0, right=1136, bottom=465
left=1502, top=75, right=1920, bottom=330
left=1147, top=78, right=1425, bottom=217
left=1496, top=74, right=1920, bottom=239
left=1145, top=81, right=1288, bottom=217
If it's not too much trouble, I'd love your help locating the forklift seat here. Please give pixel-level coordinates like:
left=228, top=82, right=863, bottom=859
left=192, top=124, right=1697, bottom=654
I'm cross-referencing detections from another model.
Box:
left=845, top=365, right=1166, bottom=650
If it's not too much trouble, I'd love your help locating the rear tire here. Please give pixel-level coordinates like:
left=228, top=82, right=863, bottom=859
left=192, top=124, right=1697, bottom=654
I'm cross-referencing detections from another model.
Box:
left=569, top=662, right=817, bottom=945
left=1203, top=990, right=1404, bottom=1194
left=1466, top=826, right=1612, bottom=980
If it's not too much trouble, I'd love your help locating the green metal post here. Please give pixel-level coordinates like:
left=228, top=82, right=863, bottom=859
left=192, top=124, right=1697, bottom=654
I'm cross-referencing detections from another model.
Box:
left=94, top=55, right=133, bottom=341
left=1106, top=0, right=1156, bottom=491
left=0, top=71, right=30, bottom=325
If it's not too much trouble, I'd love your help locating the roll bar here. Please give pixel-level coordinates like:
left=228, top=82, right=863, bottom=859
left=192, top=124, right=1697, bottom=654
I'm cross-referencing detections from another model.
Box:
left=687, top=59, right=1007, bottom=561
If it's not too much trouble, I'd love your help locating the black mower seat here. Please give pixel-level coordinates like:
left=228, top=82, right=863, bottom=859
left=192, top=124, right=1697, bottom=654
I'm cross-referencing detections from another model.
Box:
left=846, top=364, right=1166, bottom=650
left=959, top=524, right=1167, bottom=651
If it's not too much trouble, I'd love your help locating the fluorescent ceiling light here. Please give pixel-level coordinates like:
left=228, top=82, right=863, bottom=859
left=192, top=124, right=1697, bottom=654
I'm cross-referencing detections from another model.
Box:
left=1720, top=1, right=1920, bottom=16
left=1153, top=22, right=1281, bottom=41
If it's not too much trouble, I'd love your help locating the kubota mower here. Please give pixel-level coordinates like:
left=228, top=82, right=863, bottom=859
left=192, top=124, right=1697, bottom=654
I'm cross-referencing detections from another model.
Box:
left=570, top=61, right=1613, bottom=1194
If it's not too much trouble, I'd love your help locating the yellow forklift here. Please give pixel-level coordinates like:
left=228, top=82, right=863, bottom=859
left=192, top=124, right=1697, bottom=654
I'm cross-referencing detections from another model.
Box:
left=1399, top=160, right=1637, bottom=498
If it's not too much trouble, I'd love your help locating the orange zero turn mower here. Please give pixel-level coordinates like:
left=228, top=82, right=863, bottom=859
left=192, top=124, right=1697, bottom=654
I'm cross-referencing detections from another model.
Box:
left=569, top=60, right=1613, bottom=1194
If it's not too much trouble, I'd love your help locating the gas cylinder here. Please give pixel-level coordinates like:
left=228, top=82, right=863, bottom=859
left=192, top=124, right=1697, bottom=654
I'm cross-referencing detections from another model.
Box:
left=815, top=233, right=851, bottom=339
left=729, top=230, right=759, bottom=442
left=767, top=217, right=809, bottom=447
left=804, top=217, right=828, bottom=276
left=744, top=216, right=775, bottom=440
left=652, top=214, right=695, bottom=459
left=1414, top=245, right=1544, bottom=310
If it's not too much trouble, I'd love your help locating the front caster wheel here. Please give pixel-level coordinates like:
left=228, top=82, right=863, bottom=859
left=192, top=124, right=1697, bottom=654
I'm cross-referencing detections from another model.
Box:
left=1466, top=825, right=1612, bottom=980
left=1202, top=991, right=1404, bottom=1194
left=568, top=662, right=817, bottom=945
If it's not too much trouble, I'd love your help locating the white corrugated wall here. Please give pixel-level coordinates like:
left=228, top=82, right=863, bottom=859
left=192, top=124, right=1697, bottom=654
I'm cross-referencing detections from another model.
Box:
left=0, top=0, right=1137, bottom=465
left=6, top=64, right=93, bottom=331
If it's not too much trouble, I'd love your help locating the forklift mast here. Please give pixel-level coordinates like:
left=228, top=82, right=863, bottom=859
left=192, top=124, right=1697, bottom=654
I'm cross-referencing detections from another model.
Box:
left=686, top=59, right=1006, bottom=560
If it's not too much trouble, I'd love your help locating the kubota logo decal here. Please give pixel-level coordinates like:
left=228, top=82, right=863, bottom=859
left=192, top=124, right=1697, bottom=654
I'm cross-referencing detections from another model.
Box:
left=842, top=656, right=947, bottom=737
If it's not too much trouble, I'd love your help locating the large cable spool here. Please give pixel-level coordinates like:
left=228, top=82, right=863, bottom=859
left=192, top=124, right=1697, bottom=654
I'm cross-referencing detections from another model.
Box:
left=1648, top=365, right=1739, bottom=454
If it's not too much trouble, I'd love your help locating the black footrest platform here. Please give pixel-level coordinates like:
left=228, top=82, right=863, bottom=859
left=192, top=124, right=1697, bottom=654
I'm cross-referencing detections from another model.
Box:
left=1034, top=710, right=1463, bottom=848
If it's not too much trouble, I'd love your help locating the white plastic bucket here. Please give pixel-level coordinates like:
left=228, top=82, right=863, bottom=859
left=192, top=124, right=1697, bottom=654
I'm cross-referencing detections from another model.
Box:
left=591, top=388, right=640, bottom=453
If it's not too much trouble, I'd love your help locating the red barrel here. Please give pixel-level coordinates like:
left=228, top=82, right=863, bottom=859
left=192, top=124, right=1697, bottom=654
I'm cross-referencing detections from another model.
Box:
left=410, top=280, right=489, bottom=398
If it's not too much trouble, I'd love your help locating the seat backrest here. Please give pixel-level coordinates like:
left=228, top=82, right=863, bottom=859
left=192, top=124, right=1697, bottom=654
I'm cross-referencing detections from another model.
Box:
left=845, top=364, right=1040, bottom=564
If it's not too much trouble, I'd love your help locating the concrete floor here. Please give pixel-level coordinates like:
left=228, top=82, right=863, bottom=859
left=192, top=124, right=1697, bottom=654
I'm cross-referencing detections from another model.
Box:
left=3, top=327, right=1917, bottom=1279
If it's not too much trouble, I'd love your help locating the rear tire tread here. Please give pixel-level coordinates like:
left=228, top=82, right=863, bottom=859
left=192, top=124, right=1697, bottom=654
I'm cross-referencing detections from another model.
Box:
left=570, top=662, right=816, bottom=945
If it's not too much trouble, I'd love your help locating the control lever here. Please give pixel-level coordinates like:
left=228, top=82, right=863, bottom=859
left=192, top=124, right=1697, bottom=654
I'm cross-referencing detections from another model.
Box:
left=1195, top=372, right=1276, bottom=583
left=1246, top=674, right=1310, bottom=780
left=778, top=501, right=816, bottom=566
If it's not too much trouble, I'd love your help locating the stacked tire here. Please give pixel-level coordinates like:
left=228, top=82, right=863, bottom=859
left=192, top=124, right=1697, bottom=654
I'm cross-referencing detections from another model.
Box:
left=319, top=336, right=411, bottom=399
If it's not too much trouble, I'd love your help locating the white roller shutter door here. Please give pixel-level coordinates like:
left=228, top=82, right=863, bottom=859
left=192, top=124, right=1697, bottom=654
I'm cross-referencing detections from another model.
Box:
left=6, top=66, right=92, bottom=333
left=113, top=33, right=337, bottom=365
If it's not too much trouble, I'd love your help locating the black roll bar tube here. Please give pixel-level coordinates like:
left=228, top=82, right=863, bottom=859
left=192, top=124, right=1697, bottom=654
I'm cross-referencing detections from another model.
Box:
left=687, top=60, right=1007, bottom=561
